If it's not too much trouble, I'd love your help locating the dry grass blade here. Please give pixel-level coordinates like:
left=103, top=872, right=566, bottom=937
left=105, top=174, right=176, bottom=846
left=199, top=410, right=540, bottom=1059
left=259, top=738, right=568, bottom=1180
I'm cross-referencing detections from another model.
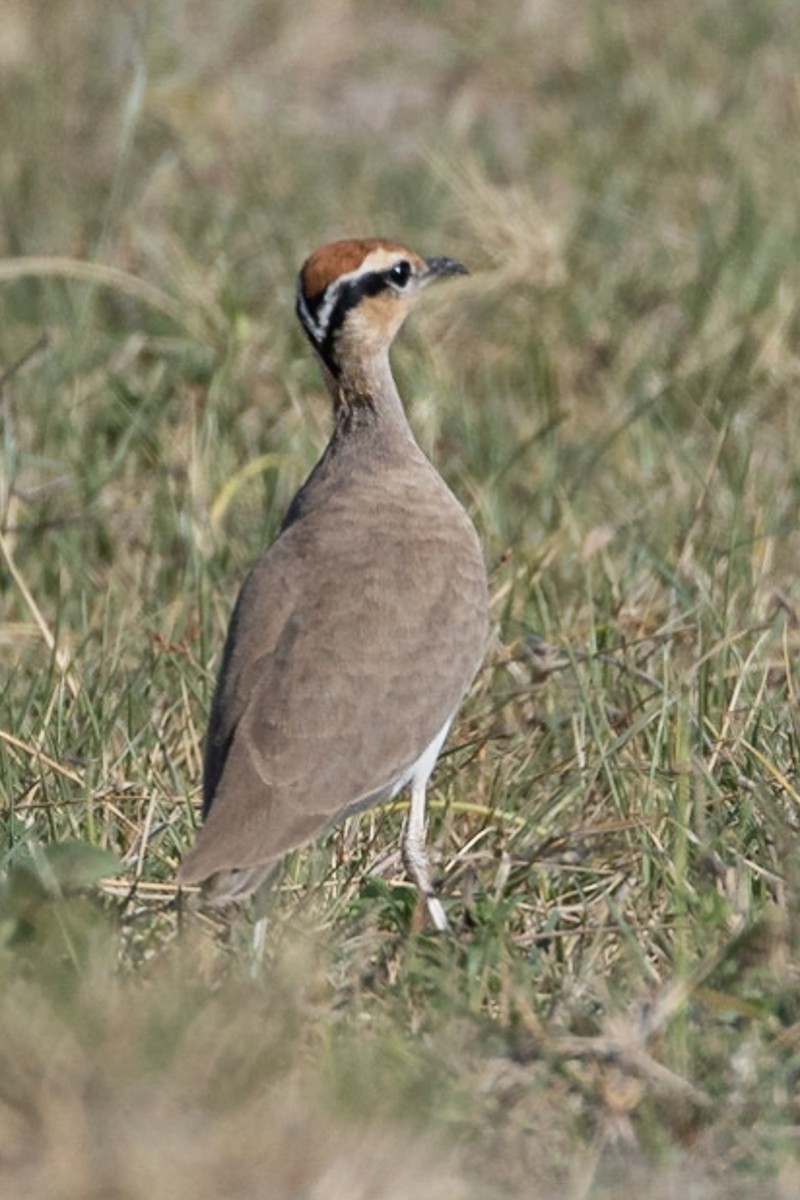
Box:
left=0, top=531, right=81, bottom=701
left=0, top=257, right=208, bottom=342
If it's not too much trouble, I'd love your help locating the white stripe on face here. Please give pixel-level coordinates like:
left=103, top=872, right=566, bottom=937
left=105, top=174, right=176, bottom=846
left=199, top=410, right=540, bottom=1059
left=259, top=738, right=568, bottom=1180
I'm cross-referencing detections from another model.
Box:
left=297, top=248, right=418, bottom=345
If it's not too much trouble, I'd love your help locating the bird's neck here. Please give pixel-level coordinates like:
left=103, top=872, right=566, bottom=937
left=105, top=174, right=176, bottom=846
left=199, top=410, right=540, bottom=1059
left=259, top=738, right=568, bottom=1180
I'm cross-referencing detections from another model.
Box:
left=280, top=347, right=431, bottom=532
left=323, top=350, right=416, bottom=447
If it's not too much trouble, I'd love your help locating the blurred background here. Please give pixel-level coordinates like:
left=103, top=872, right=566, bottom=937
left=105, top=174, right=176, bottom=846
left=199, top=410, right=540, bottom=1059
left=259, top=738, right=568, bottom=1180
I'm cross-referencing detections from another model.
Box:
left=1, top=1, right=800, bottom=1197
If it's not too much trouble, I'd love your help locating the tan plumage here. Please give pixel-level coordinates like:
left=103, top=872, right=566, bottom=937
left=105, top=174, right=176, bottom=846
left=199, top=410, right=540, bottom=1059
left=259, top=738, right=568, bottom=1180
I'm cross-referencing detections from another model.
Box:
left=177, top=237, right=488, bottom=929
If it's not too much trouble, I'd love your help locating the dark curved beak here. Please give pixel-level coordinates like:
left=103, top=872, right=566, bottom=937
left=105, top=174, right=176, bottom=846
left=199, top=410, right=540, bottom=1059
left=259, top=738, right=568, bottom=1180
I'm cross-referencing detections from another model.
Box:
left=423, top=255, right=469, bottom=282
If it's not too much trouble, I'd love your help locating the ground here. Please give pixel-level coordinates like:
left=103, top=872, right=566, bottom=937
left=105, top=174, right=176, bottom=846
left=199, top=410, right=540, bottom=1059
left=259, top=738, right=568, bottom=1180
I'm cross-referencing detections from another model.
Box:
left=1, top=1, right=799, bottom=1196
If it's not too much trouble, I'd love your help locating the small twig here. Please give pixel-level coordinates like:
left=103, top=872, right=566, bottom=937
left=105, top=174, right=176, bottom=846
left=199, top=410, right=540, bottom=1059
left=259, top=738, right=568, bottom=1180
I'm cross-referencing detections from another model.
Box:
left=554, top=1033, right=711, bottom=1107
left=0, top=727, right=83, bottom=785
left=0, top=331, right=51, bottom=396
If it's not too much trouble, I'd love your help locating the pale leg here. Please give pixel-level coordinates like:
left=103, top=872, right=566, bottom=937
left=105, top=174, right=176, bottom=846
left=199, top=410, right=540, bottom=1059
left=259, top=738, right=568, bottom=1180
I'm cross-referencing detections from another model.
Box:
left=401, top=720, right=452, bottom=933
left=249, top=866, right=278, bottom=971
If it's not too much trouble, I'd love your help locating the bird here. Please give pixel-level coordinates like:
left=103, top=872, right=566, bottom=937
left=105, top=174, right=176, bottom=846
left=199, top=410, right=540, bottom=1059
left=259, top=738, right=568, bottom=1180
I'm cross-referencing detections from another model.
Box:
left=177, top=237, right=488, bottom=931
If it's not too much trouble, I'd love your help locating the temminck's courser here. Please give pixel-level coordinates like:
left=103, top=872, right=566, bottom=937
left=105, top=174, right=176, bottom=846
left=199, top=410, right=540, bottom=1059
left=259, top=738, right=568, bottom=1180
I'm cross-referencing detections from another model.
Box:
left=178, top=237, right=488, bottom=931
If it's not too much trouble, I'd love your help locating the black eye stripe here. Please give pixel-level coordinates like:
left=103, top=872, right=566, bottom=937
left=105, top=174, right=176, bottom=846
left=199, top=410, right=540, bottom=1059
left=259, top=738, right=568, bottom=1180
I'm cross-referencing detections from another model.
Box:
left=296, top=261, right=418, bottom=377
left=300, top=269, right=409, bottom=354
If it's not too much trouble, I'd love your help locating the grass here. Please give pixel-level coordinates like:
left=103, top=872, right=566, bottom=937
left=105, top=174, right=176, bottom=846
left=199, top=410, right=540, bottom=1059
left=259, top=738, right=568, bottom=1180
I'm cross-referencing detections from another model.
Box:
left=2, top=0, right=800, bottom=1194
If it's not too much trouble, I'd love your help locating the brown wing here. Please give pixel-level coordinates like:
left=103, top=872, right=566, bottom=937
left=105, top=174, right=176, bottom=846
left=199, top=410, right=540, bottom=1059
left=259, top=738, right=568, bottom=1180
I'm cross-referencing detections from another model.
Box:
left=178, top=458, right=487, bottom=886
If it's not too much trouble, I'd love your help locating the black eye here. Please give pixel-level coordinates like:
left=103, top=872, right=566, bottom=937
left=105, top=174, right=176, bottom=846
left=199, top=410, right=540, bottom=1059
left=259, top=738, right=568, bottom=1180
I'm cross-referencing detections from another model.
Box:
left=388, top=260, right=412, bottom=288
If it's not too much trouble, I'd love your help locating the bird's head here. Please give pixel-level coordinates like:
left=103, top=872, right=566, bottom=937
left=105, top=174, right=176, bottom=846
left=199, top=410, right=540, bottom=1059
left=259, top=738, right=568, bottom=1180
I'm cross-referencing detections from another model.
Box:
left=296, top=238, right=468, bottom=380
